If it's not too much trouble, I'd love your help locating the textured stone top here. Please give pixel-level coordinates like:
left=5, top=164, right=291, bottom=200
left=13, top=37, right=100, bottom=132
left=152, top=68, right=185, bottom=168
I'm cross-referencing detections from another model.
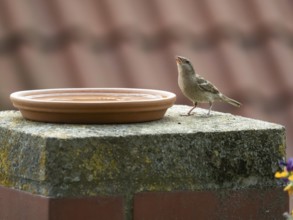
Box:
left=0, top=105, right=286, bottom=198
left=0, top=105, right=283, bottom=138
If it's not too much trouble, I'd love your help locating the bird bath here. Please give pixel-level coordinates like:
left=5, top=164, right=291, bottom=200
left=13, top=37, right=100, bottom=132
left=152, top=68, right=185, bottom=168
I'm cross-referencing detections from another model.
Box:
left=10, top=88, right=176, bottom=124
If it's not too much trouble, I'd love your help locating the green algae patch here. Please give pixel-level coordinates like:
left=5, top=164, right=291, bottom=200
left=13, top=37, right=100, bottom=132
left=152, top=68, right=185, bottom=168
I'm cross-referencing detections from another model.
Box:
left=0, top=147, right=12, bottom=187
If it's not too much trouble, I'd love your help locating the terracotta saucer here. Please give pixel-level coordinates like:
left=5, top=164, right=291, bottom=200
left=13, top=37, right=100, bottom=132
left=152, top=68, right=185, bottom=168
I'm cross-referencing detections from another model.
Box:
left=10, top=88, right=176, bottom=124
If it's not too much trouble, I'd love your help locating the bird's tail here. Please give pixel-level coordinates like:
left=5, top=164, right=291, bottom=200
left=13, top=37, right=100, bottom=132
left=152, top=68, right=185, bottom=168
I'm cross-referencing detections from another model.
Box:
left=221, top=94, right=241, bottom=107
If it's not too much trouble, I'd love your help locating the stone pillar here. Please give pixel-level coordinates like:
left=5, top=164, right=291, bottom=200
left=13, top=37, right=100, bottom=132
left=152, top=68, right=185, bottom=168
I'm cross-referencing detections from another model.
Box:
left=0, top=105, right=288, bottom=219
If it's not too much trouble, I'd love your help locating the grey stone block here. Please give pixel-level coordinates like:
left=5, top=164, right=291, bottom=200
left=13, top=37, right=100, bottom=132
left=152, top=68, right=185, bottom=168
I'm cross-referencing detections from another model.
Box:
left=0, top=105, right=286, bottom=197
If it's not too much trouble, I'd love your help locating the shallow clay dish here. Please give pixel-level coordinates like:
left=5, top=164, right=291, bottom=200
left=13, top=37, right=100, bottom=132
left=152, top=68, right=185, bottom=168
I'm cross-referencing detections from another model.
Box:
left=10, top=88, right=176, bottom=124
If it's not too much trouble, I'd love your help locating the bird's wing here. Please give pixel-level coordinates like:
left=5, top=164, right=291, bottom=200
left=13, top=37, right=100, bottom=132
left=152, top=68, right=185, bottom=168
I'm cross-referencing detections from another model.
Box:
left=197, top=76, right=220, bottom=94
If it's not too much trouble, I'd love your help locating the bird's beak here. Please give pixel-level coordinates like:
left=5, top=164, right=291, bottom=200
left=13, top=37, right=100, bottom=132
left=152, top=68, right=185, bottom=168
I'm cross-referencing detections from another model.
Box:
left=175, top=56, right=183, bottom=64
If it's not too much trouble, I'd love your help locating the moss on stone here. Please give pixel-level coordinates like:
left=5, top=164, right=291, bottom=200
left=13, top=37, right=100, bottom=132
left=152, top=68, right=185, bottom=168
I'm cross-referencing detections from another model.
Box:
left=0, top=147, right=12, bottom=186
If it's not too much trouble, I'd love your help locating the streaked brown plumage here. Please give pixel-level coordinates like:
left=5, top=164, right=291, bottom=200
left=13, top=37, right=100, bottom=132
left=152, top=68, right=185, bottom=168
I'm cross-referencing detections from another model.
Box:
left=176, top=56, right=241, bottom=115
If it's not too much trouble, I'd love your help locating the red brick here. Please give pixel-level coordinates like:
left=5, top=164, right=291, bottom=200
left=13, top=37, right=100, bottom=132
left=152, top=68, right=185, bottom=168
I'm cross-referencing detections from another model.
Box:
left=0, top=186, right=124, bottom=220
left=134, top=191, right=218, bottom=220
left=0, top=186, right=49, bottom=220
left=134, top=189, right=288, bottom=220
left=49, top=196, right=124, bottom=220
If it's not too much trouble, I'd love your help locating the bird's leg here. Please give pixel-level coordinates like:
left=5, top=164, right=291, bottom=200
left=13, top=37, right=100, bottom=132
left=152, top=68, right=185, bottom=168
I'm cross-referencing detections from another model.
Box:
left=207, top=101, right=213, bottom=115
left=187, top=102, right=197, bottom=115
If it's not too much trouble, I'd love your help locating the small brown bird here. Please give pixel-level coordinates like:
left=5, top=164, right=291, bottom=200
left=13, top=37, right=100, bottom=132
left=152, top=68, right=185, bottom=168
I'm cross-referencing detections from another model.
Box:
left=176, top=56, right=241, bottom=115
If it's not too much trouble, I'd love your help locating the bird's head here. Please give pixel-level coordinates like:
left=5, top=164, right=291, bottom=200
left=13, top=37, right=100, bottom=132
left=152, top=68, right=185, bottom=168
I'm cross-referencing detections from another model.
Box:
left=175, top=56, right=195, bottom=75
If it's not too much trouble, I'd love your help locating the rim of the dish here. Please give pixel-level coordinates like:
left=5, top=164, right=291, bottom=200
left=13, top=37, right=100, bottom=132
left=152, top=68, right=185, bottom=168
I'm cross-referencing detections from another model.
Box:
left=10, top=88, right=176, bottom=112
left=11, top=88, right=175, bottom=102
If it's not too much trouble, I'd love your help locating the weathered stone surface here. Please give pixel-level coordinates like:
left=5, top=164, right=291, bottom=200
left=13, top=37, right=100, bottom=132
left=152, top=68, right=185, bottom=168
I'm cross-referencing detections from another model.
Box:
left=0, top=105, right=286, bottom=197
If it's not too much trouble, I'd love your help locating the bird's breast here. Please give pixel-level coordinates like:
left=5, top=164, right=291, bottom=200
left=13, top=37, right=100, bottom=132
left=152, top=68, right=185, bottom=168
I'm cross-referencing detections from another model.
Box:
left=178, top=75, right=216, bottom=103
left=178, top=75, right=200, bottom=100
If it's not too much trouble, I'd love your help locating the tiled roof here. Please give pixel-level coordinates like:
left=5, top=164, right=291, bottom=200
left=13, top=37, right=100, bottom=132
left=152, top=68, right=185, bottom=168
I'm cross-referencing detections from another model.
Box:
left=0, top=0, right=292, bottom=153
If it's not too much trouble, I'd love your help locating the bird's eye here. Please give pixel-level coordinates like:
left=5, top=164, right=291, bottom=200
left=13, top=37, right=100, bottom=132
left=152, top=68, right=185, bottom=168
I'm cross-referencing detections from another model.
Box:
left=185, top=60, right=190, bottom=64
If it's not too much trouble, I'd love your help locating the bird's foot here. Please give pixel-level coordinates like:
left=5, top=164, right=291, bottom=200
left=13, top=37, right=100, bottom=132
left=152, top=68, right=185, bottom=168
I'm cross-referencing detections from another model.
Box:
left=206, top=109, right=212, bottom=116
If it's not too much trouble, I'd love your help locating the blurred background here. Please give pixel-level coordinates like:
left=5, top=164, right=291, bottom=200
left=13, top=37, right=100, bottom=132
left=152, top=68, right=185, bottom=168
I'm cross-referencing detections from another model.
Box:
left=0, top=0, right=292, bottom=155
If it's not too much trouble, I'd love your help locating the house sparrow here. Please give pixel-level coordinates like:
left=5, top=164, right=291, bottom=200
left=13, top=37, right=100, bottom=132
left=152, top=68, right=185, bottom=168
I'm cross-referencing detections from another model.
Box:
left=176, top=56, right=241, bottom=115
